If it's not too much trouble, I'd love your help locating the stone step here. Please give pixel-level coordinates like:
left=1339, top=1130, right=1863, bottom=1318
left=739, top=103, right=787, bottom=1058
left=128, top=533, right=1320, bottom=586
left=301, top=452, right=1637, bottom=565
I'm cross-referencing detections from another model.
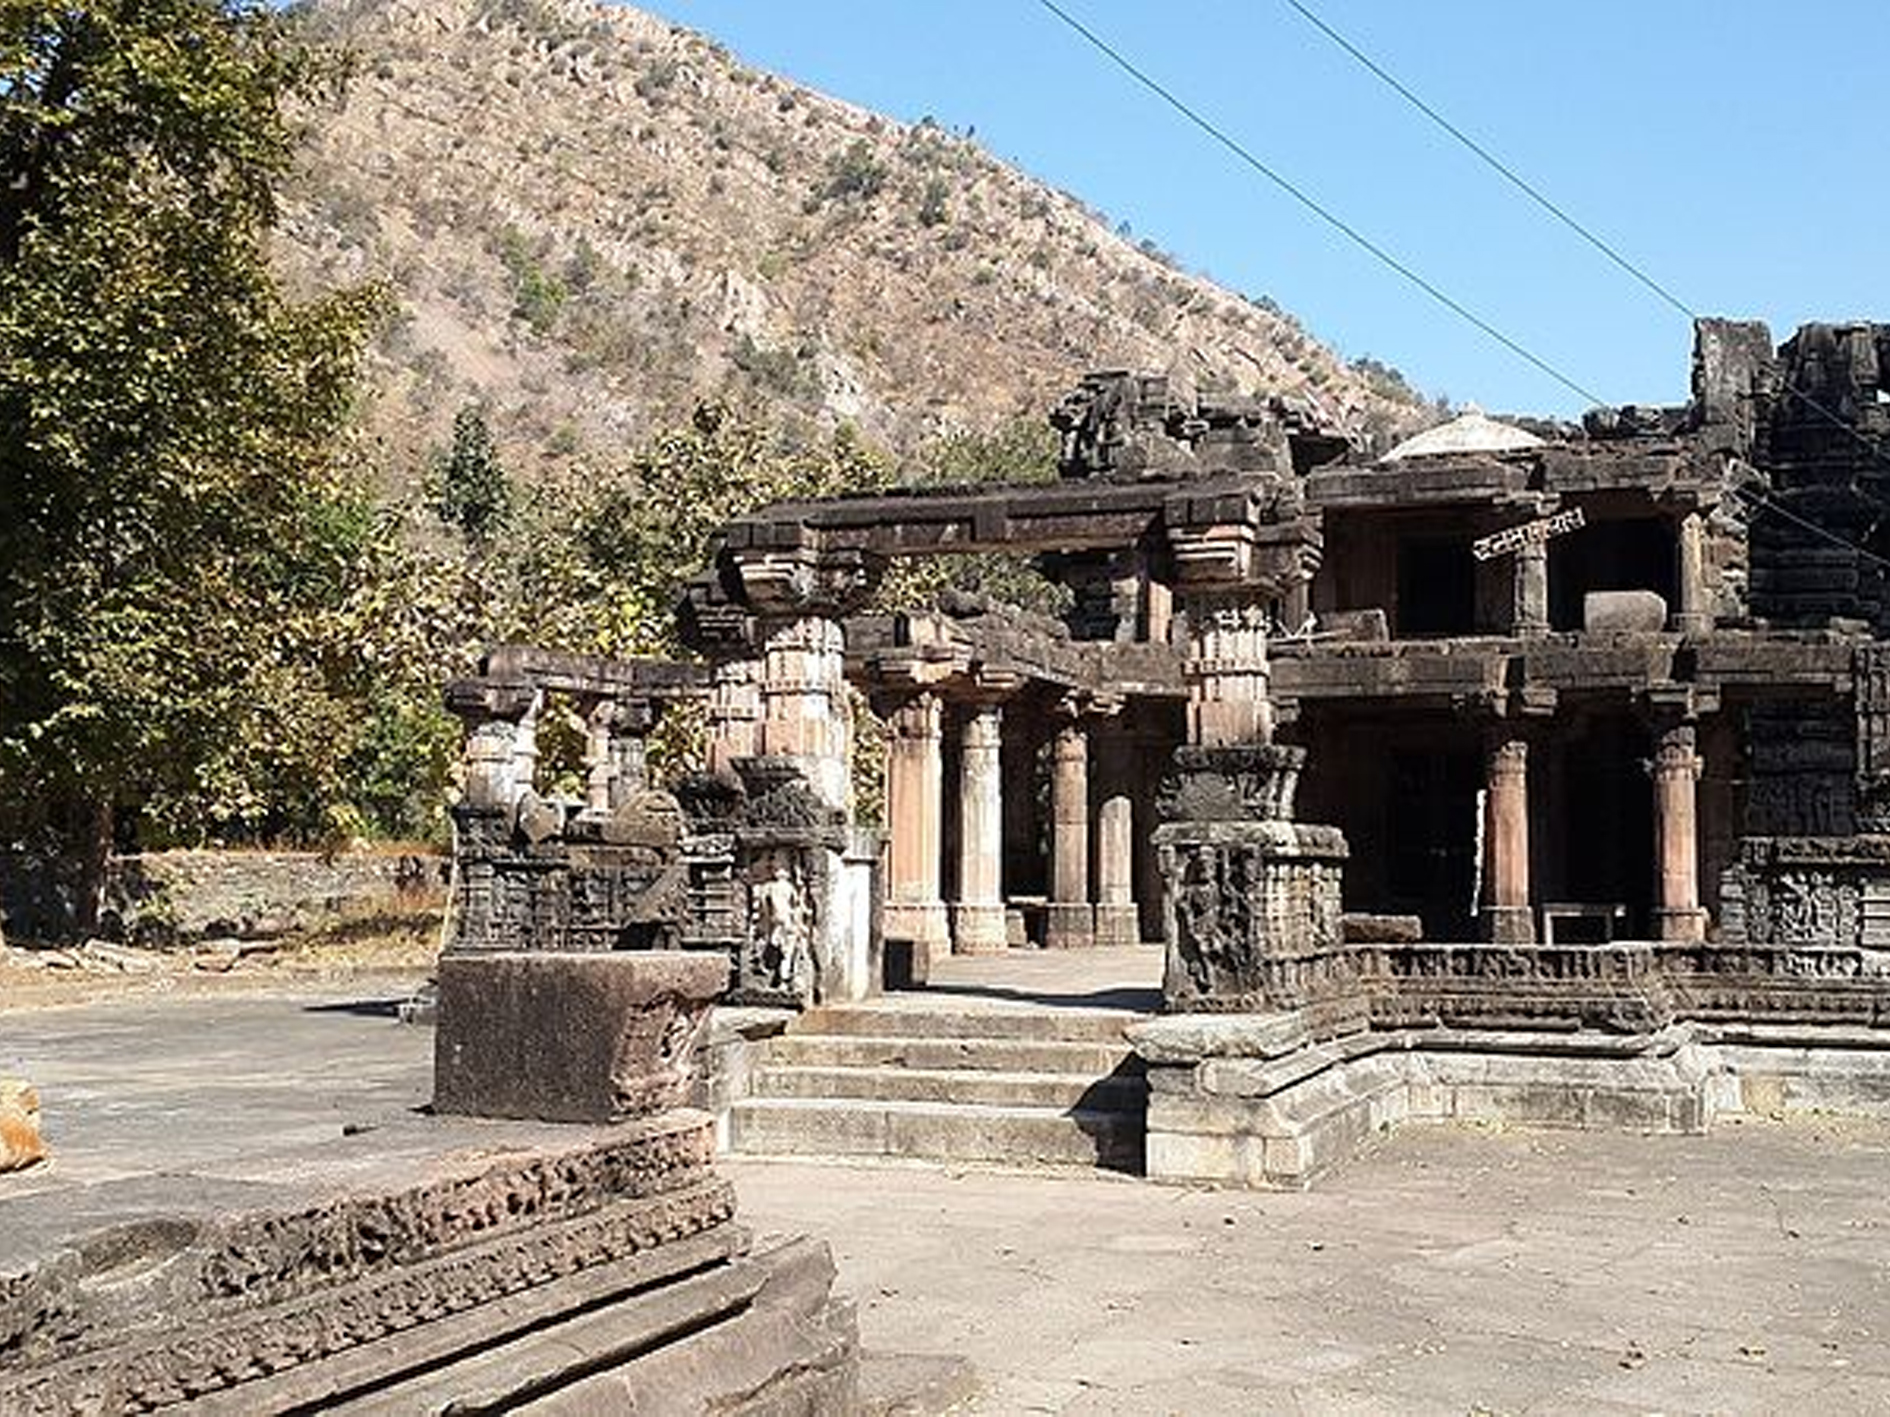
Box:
left=792, top=1003, right=1139, bottom=1045
left=763, top=1033, right=1136, bottom=1076
left=752, top=1063, right=1147, bottom=1111
left=727, top=1097, right=1143, bottom=1171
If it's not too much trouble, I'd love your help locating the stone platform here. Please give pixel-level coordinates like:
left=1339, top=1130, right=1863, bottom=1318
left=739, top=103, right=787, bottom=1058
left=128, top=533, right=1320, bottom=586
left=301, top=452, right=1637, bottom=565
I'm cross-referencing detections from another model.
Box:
left=0, top=981, right=856, bottom=1413
left=716, top=946, right=1890, bottom=1191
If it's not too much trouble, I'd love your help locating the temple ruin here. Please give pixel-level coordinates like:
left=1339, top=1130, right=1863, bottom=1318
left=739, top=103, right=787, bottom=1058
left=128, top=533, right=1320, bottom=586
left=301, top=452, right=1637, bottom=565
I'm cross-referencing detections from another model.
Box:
left=440, top=317, right=1890, bottom=1188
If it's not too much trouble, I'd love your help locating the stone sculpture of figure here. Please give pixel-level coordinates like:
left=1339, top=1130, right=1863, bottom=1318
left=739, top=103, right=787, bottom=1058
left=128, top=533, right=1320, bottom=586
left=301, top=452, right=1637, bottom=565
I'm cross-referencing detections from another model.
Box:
left=756, top=865, right=806, bottom=990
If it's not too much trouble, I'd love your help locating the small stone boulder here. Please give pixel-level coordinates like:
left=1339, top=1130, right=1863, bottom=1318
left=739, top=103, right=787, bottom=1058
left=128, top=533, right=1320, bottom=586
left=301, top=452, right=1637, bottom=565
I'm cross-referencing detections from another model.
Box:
left=1, top=1077, right=46, bottom=1171
left=1583, top=589, right=1668, bottom=634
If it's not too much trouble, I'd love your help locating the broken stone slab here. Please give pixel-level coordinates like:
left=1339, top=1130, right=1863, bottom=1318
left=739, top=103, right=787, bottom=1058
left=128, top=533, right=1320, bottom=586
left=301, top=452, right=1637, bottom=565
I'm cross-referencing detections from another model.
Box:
left=75, top=940, right=161, bottom=974
left=0, top=1078, right=46, bottom=1172
left=0, top=1110, right=859, bottom=1413
left=433, top=950, right=730, bottom=1123
left=1341, top=912, right=1423, bottom=944
left=1127, top=1012, right=1318, bottom=1065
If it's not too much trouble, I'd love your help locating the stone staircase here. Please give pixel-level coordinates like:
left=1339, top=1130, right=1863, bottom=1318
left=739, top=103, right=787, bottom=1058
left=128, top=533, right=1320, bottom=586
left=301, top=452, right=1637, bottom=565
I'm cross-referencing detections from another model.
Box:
left=725, top=997, right=1150, bottom=1172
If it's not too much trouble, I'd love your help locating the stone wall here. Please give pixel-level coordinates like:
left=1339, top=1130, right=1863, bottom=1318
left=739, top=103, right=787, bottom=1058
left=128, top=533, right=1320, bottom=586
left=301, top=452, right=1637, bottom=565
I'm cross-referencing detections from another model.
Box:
left=0, top=848, right=448, bottom=944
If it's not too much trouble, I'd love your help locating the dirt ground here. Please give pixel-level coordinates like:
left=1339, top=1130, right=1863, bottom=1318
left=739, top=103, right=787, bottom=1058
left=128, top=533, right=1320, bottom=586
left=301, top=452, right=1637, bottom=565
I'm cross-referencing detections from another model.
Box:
left=0, top=915, right=442, bottom=1011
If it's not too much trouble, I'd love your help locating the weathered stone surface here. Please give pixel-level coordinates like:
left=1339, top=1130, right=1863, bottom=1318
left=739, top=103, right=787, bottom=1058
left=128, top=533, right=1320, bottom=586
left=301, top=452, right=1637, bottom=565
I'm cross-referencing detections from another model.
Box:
left=0, top=1078, right=45, bottom=1172
left=434, top=950, right=728, bottom=1123
left=1155, top=818, right=1350, bottom=1014
left=0, top=1103, right=862, bottom=1415
left=1126, top=1013, right=1315, bottom=1065
left=1136, top=1024, right=1724, bottom=1189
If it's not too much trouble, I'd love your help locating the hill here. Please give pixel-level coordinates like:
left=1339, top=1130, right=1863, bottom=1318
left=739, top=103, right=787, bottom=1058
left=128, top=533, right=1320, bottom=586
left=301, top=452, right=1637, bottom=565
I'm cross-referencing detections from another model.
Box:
left=282, top=0, right=1429, bottom=484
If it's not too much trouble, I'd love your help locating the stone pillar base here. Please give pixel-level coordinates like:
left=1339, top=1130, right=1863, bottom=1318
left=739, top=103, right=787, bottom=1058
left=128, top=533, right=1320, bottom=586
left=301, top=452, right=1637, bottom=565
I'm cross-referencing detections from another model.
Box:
left=1481, top=904, right=1536, bottom=946
left=882, top=900, right=950, bottom=984
left=883, top=900, right=950, bottom=949
left=1153, top=817, right=1349, bottom=1013
left=1655, top=907, right=1708, bottom=943
left=951, top=902, right=1010, bottom=955
left=1094, top=902, right=1142, bottom=948
left=1044, top=903, right=1096, bottom=950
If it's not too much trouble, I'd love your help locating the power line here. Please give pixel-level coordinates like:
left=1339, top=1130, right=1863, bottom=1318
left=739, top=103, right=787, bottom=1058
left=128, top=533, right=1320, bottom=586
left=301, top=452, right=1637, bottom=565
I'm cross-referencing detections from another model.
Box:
left=1030, top=0, right=1611, bottom=412
left=1281, top=0, right=1890, bottom=474
left=1037, top=0, right=1890, bottom=573
left=1283, top=0, right=1694, bottom=324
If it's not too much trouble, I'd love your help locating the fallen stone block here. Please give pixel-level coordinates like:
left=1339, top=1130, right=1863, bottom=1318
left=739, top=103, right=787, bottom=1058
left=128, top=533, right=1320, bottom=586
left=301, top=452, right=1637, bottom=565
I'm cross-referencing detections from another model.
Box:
left=433, top=950, right=730, bottom=1123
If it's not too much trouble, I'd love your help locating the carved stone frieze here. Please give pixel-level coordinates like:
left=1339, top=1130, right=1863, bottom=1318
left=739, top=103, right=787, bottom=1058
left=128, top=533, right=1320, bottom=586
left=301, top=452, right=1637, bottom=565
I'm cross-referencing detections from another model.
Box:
left=1158, top=744, right=1306, bottom=824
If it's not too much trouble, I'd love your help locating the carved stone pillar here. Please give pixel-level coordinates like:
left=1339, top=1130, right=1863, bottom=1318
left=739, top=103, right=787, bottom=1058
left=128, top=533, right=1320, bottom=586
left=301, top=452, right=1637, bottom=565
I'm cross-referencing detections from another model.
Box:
left=608, top=716, right=650, bottom=810
left=1281, top=575, right=1312, bottom=636
left=706, top=656, right=761, bottom=778
left=448, top=679, right=542, bottom=811
left=583, top=699, right=620, bottom=815
left=952, top=703, right=1008, bottom=954
left=1094, top=793, right=1138, bottom=947
left=727, top=544, right=878, bottom=813
left=1514, top=542, right=1549, bottom=636
left=1855, top=644, right=1890, bottom=832
left=511, top=695, right=541, bottom=800
left=756, top=613, right=851, bottom=810
left=1481, top=737, right=1534, bottom=943
left=1651, top=722, right=1707, bottom=942
left=883, top=693, right=949, bottom=967
left=1046, top=716, right=1094, bottom=949
left=1184, top=591, right=1274, bottom=748
left=1674, top=510, right=1710, bottom=636
left=1145, top=578, right=1174, bottom=647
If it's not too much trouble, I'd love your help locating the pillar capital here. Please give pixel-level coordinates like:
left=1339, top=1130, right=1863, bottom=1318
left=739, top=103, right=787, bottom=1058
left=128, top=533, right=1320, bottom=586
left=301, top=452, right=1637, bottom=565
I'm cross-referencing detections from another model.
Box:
left=727, top=543, right=884, bottom=620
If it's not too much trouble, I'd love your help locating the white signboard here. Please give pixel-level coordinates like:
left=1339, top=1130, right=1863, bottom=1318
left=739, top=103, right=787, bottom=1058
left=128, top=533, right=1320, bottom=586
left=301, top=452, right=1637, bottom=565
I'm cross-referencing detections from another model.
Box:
left=1471, top=507, right=1586, bottom=562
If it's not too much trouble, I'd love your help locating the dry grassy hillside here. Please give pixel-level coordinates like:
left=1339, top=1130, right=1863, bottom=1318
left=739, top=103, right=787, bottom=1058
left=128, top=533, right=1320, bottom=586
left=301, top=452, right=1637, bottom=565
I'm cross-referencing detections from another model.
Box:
left=284, top=0, right=1427, bottom=483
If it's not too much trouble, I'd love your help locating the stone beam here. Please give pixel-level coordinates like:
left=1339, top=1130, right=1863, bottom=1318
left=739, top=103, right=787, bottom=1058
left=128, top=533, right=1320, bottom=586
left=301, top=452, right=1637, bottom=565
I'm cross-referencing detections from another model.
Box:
left=725, top=473, right=1313, bottom=566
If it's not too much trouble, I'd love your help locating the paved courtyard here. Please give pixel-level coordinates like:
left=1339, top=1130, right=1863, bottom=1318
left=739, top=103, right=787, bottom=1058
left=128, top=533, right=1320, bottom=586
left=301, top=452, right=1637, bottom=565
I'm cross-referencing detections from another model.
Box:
left=4, top=976, right=1888, bottom=1414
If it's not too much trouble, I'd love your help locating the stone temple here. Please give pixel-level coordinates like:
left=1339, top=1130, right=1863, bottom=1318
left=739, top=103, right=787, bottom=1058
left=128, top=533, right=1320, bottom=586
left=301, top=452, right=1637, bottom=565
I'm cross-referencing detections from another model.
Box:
left=436, top=316, right=1890, bottom=1193
left=15, top=318, right=1890, bottom=1412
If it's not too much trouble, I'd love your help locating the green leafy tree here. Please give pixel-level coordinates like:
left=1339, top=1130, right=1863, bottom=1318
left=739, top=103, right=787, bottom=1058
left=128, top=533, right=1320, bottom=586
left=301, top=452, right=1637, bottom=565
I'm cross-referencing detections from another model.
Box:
left=436, top=403, right=511, bottom=544
left=0, top=0, right=384, bottom=923
left=497, top=404, right=890, bottom=662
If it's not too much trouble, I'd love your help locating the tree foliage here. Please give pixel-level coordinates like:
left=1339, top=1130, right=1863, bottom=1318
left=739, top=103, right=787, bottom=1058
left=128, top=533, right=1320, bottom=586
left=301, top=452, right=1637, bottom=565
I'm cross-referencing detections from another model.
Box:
left=0, top=0, right=390, bottom=885
left=494, top=404, right=891, bottom=662
left=0, top=0, right=1091, bottom=916
left=436, top=402, right=510, bottom=544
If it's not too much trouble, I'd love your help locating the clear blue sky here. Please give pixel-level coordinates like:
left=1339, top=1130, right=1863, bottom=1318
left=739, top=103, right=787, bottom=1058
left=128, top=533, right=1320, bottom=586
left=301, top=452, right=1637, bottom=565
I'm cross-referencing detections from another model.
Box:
left=637, top=0, right=1885, bottom=419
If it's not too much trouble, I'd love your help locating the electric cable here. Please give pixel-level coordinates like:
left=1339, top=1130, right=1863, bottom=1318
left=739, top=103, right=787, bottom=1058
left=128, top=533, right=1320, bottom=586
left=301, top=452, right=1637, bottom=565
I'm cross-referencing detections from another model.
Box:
left=1031, top=0, right=1610, bottom=412
left=1281, top=0, right=1890, bottom=474
left=1034, top=0, right=1890, bottom=571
